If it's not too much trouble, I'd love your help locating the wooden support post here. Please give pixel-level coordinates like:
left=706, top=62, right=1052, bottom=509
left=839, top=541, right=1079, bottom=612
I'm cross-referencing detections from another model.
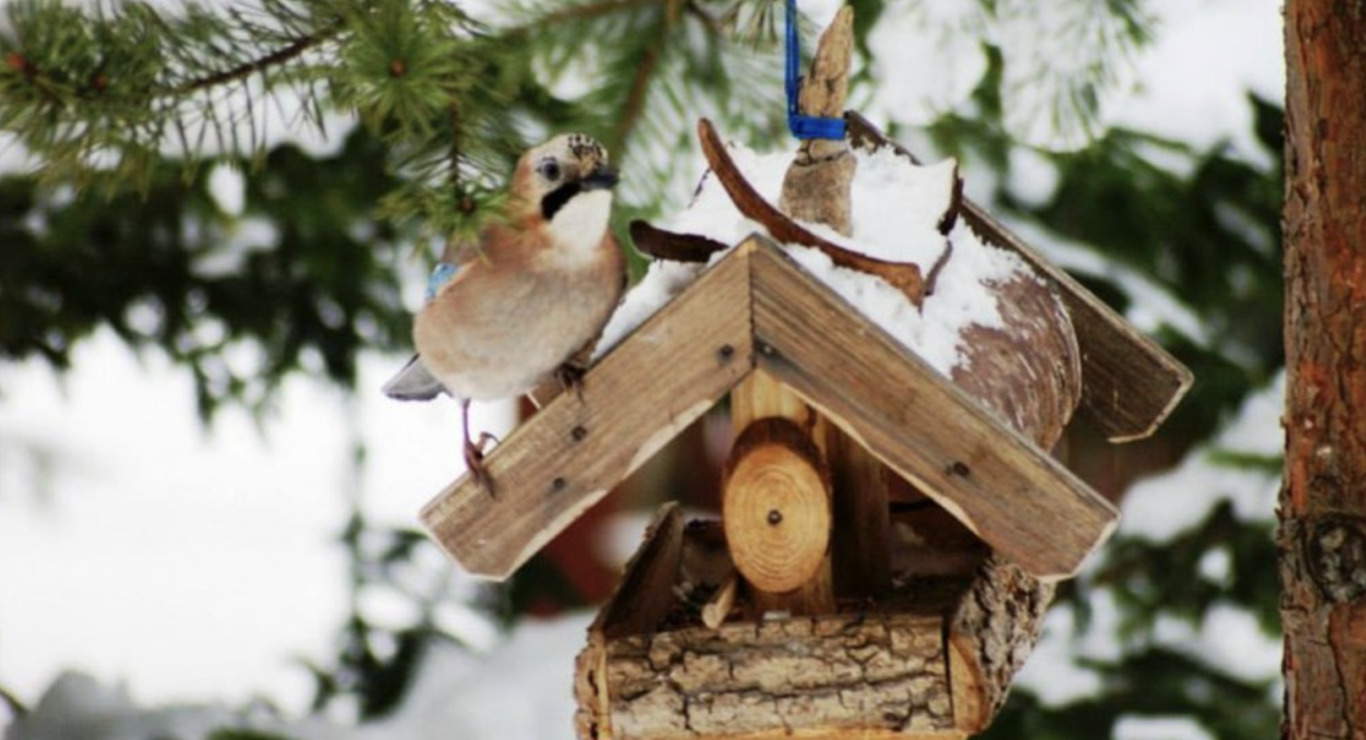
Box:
left=724, top=10, right=863, bottom=618
left=716, top=3, right=897, bottom=615
left=722, top=420, right=831, bottom=594
left=825, top=426, right=896, bottom=598
left=728, top=375, right=836, bottom=616
left=776, top=4, right=894, bottom=603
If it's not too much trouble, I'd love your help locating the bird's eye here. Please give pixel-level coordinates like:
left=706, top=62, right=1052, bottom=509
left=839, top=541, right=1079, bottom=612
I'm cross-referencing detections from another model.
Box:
left=538, top=159, right=562, bottom=182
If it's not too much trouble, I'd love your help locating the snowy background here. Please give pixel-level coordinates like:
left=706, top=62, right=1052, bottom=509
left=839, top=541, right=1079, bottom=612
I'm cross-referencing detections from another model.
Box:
left=0, top=0, right=1283, bottom=737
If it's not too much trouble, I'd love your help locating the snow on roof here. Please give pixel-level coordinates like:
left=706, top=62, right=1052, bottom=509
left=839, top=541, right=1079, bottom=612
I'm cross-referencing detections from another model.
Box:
left=598, top=140, right=1033, bottom=375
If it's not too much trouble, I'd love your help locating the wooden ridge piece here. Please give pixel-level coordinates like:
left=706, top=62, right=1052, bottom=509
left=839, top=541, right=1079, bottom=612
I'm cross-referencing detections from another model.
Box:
left=845, top=110, right=1193, bottom=442
left=697, top=118, right=927, bottom=306
left=749, top=240, right=1118, bottom=580
left=420, top=244, right=756, bottom=580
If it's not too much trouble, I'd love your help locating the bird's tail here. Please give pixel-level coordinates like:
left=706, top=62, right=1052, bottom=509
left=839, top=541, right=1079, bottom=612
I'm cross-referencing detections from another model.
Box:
left=382, top=355, right=447, bottom=401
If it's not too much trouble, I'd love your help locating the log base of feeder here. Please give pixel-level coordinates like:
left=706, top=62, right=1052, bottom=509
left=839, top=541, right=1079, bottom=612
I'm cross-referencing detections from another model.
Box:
left=574, top=505, right=1051, bottom=740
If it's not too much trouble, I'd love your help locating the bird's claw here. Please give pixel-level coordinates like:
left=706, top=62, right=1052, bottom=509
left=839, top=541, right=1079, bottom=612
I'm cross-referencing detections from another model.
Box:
left=555, top=363, right=587, bottom=401
left=464, top=438, right=496, bottom=497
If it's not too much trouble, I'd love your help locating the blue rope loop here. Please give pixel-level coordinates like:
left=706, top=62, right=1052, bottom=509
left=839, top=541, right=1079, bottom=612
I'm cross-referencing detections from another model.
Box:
left=785, top=0, right=845, bottom=140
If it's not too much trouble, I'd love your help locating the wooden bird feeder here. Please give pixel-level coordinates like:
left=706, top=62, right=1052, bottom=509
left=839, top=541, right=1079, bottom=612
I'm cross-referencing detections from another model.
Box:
left=418, top=7, right=1191, bottom=739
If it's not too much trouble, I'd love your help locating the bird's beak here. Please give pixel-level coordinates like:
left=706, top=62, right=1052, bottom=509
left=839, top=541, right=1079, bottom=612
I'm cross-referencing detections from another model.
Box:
left=579, top=165, right=619, bottom=191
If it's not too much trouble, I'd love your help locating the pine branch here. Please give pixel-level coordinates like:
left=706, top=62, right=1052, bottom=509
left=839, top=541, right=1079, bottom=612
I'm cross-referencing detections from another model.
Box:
left=170, top=20, right=343, bottom=96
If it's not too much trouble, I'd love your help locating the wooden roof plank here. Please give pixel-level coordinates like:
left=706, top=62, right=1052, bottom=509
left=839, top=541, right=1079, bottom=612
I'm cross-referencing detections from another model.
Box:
left=845, top=111, right=1193, bottom=443
left=749, top=240, right=1117, bottom=580
left=420, top=244, right=757, bottom=580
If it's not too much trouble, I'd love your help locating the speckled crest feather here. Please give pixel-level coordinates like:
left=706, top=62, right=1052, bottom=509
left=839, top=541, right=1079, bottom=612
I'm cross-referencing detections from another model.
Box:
left=566, top=133, right=606, bottom=164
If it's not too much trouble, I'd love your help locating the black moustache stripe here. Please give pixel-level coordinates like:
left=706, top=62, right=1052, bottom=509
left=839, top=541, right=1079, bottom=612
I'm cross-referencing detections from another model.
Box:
left=541, top=182, right=582, bottom=220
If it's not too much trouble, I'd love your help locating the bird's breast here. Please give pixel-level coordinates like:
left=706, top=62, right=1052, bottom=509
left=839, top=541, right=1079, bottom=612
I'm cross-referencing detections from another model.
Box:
left=547, top=190, right=613, bottom=262
left=413, top=251, right=623, bottom=401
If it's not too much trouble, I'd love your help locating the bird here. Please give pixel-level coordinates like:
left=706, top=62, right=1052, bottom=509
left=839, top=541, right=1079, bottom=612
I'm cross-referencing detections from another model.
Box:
left=383, top=133, right=626, bottom=493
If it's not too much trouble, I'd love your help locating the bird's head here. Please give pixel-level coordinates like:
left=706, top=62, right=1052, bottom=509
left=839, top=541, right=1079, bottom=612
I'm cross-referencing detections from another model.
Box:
left=510, top=134, right=618, bottom=253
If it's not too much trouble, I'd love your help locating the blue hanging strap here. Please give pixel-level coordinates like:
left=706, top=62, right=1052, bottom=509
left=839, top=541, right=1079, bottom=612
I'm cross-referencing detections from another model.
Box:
left=785, top=0, right=845, bottom=140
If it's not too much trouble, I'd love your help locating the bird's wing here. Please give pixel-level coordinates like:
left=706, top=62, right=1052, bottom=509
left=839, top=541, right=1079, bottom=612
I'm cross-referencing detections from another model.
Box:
left=382, top=354, right=447, bottom=401
left=383, top=233, right=494, bottom=401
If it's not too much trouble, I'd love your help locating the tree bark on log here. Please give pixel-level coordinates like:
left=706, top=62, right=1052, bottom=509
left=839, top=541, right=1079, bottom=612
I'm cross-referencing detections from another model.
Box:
left=947, top=556, right=1053, bottom=732
left=1279, top=2, right=1366, bottom=738
left=942, top=273, right=1075, bottom=733
left=582, top=612, right=955, bottom=740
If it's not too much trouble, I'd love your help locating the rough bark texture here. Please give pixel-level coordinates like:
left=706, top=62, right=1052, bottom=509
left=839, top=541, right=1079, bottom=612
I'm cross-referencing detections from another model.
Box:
left=947, top=556, right=1054, bottom=732
left=579, top=613, right=954, bottom=740
left=941, top=278, right=1071, bottom=734
left=1280, top=2, right=1366, bottom=738
left=940, top=265, right=1074, bottom=733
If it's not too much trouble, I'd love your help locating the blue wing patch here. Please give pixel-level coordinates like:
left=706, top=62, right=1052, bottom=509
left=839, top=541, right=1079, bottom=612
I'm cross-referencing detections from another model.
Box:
left=425, top=262, right=459, bottom=302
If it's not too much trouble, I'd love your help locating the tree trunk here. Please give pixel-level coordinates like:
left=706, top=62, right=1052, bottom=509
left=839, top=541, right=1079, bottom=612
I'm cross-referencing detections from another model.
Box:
left=1279, top=2, right=1366, bottom=738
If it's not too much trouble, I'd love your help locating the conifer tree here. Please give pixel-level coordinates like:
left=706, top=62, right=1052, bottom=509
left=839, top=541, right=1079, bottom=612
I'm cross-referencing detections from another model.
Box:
left=1280, top=0, right=1366, bottom=735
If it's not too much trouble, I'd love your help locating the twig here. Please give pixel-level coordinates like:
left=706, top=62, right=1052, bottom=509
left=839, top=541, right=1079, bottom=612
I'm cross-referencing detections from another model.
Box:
left=924, top=238, right=954, bottom=298
left=169, top=22, right=343, bottom=96
left=683, top=0, right=722, bottom=35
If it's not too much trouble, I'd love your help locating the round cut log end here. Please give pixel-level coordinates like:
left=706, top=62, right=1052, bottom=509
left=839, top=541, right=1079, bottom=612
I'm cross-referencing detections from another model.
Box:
left=723, top=418, right=832, bottom=594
